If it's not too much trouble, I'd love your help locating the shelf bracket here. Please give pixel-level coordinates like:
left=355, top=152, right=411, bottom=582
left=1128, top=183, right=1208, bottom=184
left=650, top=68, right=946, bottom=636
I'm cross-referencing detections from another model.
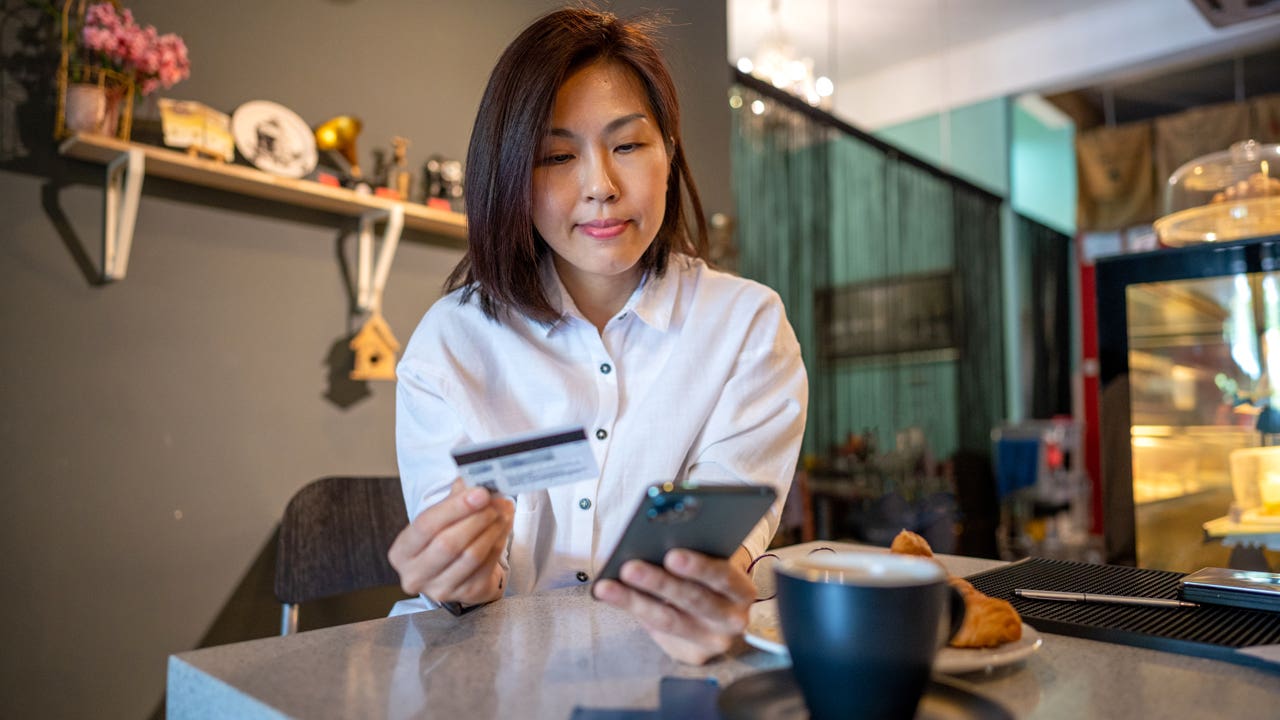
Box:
left=356, top=203, right=404, bottom=313
left=103, top=147, right=146, bottom=281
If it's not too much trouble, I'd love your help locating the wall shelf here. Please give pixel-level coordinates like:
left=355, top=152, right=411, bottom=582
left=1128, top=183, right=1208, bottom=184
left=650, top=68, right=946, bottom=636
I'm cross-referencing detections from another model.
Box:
left=58, top=133, right=467, bottom=295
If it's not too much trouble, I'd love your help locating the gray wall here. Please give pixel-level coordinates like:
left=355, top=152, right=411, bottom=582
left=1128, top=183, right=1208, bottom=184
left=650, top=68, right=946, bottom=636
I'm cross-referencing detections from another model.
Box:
left=0, top=1, right=728, bottom=717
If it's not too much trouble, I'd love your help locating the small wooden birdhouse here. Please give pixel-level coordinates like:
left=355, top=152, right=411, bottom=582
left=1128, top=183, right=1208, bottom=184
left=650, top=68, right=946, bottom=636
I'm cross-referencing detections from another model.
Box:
left=349, top=311, right=401, bottom=381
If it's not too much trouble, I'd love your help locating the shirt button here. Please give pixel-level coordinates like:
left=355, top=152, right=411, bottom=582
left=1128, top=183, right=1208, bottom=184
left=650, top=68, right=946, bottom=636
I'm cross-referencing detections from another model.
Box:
left=579, top=497, right=592, bottom=510
left=576, top=571, right=589, bottom=582
left=595, top=428, right=608, bottom=441
left=600, top=362, right=612, bottom=375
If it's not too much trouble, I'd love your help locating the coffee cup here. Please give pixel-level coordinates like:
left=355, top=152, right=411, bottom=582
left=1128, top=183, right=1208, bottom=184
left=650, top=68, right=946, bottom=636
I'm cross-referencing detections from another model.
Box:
left=774, top=551, right=965, bottom=719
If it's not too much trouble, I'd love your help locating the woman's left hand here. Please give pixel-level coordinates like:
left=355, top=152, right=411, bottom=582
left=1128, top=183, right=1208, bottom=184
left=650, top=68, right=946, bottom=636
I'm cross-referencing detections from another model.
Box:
left=592, top=546, right=755, bottom=665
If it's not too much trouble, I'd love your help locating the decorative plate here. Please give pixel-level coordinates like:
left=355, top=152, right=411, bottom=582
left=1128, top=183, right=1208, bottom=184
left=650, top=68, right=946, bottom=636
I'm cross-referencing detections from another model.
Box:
left=231, top=100, right=318, bottom=178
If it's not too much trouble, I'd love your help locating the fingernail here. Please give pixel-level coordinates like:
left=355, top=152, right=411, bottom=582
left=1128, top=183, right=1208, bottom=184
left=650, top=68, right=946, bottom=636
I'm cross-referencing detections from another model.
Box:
left=623, top=560, right=651, bottom=583
left=465, top=488, right=490, bottom=509
left=593, top=580, right=615, bottom=601
left=666, top=550, right=688, bottom=571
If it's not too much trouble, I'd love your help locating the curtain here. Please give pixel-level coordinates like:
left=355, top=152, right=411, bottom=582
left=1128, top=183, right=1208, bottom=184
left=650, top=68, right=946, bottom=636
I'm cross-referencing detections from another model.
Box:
left=1018, top=215, right=1072, bottom=420
left=731, top=91, right=831, bottom=457
left=731, top=78, right=1005, bottom=462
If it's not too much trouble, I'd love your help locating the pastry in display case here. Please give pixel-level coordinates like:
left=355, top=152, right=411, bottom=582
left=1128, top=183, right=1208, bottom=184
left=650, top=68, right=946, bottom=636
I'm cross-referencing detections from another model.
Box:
left=1126, top=275, right=1263, bottom=500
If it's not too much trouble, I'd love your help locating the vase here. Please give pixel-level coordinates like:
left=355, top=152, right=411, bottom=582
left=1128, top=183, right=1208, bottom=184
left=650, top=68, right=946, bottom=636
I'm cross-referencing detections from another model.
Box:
left=65, top=82, right=106, bottom=134
left=64, top=80, right=128, bottom=137
left=100, top=84, right=126, bottom=137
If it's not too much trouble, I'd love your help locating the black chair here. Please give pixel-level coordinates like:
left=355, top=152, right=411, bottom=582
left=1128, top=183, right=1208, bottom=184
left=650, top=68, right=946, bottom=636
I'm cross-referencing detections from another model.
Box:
left=274, top=476, right=409, bottom=635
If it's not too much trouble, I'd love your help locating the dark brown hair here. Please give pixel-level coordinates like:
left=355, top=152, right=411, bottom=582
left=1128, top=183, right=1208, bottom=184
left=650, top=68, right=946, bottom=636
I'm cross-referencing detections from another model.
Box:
left=445, top=6, right=708, bottom=323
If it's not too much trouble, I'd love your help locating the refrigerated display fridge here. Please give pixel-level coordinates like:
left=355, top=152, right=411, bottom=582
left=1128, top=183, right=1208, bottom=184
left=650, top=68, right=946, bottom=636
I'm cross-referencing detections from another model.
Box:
left=1096, top=140, right=1280, bottom=571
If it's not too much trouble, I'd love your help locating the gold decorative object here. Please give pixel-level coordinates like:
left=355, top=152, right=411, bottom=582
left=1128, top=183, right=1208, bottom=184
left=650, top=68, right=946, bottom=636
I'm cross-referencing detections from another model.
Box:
left=349, top=311, right=400, bottom=381
left=315, top=115, right=364, bottom=179
left=54, top=0, right=135, bottom=141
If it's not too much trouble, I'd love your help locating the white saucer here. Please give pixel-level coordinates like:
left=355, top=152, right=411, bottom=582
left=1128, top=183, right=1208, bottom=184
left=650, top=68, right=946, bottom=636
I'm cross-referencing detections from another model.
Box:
left=745, top=600, right=1043, bottom=675
left=934, top=625, right=1043, bottom=674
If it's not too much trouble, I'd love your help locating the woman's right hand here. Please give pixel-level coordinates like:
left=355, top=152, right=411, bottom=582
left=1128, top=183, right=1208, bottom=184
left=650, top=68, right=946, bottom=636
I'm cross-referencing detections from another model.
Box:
left=388, top=478, right=515, bottom=606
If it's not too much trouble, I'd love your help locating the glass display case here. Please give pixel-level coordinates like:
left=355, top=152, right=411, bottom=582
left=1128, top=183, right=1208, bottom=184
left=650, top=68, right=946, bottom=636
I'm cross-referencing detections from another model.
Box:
left=1097, top=236, right=1280, bottom=571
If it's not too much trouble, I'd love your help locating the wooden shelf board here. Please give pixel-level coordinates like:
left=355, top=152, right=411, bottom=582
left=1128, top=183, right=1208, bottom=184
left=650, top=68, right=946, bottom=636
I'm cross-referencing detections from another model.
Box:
left=58, top=133, right=468, bottom=245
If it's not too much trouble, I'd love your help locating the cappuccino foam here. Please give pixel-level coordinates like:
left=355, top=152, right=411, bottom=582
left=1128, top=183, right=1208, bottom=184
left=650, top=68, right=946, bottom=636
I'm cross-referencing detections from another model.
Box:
left=778, top=551, right=945, bottom=587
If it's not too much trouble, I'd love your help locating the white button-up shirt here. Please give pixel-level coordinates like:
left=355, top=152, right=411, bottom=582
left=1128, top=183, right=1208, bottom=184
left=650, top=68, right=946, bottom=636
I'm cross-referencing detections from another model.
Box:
left=391, top=254, right=807, bottom=614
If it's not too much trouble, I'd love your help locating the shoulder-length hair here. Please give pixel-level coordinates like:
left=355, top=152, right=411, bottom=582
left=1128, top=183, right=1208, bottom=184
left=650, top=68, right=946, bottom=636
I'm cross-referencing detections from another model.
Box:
left=445, top=6, right=708, bottom=323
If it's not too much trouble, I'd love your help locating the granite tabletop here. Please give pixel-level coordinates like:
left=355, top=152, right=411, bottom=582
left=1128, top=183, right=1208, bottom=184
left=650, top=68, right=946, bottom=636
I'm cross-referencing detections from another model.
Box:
left=167, top=543, right=1280, bottom=719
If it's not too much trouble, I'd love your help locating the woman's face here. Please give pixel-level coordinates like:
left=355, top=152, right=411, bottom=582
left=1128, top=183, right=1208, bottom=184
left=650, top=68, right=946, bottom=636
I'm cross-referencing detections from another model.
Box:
left=532, top=59, right=670, bottom=296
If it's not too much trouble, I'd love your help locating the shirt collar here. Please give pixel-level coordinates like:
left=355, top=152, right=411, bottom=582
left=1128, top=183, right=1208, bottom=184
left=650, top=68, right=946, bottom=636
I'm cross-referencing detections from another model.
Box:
left=536, top=253, right=681, bottom=336
left=628, top=255, right=680, bottom=332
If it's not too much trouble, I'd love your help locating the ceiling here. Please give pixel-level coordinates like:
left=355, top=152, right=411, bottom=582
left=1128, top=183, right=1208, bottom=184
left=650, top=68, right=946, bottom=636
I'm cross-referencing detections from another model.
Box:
left=1064, top=43, right=1280, bottom=127
left=727, top=0, right=1280, bottom=130
left=728, top=0, right=1111, bottom=79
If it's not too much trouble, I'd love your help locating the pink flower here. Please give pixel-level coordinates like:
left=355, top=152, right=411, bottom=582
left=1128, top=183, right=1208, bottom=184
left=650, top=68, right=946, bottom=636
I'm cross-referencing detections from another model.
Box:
left=81, top=26, right=113, bottom=53
left=84, top=3, right=122, bottom=31
left=77, top=3, right=190, bottom=97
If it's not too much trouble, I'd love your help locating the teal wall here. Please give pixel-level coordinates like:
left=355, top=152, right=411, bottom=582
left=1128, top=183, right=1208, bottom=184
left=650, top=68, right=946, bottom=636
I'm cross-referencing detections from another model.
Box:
left=875, top=96, right=1081, bottom=424
left=1011, top=102, right=1077, bottom=236
left=875, top=98, right=1011, bottom=197
left=875, top=114, right=945, bottom=170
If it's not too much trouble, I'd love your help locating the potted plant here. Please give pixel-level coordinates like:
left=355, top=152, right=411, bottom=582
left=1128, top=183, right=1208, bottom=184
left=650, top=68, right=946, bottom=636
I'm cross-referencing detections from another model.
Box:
left=54, top=0, right=190, bottom=140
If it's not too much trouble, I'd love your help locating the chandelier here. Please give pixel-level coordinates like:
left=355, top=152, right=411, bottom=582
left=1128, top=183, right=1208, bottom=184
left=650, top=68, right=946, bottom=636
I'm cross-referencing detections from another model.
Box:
left=737, top=0, right=833, bottom=108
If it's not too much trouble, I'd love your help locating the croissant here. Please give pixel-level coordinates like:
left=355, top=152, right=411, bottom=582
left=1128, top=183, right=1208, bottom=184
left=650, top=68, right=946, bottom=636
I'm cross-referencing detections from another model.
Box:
left=889, top=530, right=1022, bottom=649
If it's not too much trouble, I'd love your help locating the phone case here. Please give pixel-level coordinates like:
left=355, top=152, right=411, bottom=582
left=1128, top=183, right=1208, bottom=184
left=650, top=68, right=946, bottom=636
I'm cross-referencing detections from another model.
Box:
left=594, top=482, right=777, bottom=586
left=1179, top=567, right=1280, bottom=612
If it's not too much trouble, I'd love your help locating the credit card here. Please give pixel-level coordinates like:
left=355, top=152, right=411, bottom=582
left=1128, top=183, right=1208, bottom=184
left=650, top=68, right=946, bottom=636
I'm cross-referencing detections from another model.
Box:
left=451, top=425, right=599, bottom=495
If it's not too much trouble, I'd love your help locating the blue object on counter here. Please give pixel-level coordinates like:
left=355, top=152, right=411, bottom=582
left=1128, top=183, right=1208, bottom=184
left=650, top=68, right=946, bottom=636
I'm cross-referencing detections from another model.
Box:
left=570, top=709, right=655, bottom=719
left=995, top=437, right=1040, bottom=499
left=571, top=677, right=720, bottom=720
left=1257, top=404, right=1280, bottom=435
left=659, top=677, right=720, bottom=719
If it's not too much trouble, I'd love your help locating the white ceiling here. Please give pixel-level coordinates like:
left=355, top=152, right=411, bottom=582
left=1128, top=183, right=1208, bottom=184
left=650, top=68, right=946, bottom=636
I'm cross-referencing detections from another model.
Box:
left=728, top=0, right=1111, bottom=78
left=728, top=0, right=1280, bottom=129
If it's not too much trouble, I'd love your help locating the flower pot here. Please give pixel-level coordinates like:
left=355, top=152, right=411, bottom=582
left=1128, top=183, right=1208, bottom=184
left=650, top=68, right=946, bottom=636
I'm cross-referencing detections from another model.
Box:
left=64, top=80, right=129, bottom=137
left=65, top=82, right=105, bottom=134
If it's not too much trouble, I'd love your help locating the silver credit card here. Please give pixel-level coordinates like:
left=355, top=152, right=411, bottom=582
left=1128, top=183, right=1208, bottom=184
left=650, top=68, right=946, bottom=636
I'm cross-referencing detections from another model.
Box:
left=451, top=425, right=599, bottom=495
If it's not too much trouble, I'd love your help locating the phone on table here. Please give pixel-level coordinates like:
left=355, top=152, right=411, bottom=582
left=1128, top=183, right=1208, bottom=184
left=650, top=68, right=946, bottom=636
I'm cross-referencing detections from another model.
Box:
left=1179, top=567, right=1280, bottom=612
left=593, top=481, right=777, bottom=589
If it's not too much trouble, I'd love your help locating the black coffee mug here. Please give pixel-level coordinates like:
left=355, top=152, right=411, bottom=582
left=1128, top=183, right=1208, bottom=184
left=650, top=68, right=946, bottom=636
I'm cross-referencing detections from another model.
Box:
left=775, top=552, right=966, bottom=720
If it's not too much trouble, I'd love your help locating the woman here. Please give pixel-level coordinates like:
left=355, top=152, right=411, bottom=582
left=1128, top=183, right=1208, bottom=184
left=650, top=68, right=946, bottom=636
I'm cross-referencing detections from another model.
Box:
left=387, top=7, right=807, bottom=665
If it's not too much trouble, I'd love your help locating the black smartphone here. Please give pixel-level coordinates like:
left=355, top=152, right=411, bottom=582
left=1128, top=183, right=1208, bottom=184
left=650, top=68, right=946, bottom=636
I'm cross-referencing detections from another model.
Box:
left=1179, top=567, right=1280, bottom=612
left=593, top=481, right=777, bottom=588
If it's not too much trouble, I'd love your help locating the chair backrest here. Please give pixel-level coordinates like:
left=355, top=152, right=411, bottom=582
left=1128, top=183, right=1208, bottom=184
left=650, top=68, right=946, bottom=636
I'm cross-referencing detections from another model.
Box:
left=274, top=476, right=407, bottom=605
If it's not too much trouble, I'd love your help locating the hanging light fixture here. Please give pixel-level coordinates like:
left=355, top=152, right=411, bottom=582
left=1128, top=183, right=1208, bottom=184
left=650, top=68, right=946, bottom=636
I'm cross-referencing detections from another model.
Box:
left=737, top=0, right=833, bottom=108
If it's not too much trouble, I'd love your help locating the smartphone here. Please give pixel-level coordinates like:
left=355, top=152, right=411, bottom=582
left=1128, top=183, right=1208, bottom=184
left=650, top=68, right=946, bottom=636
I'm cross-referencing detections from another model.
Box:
left=594, top=481, right=777, bottom=588
left=1179, top=567, right=1280, bottom=612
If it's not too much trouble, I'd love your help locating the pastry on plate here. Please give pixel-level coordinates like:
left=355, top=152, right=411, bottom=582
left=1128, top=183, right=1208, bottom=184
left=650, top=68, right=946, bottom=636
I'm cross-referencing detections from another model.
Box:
left=889, top=530, right=1023, bottom=649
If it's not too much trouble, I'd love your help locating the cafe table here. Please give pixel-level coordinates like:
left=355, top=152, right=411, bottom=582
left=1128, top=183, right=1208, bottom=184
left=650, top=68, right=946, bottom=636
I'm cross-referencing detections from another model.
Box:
left=167, top=542, right=1279, bottom=719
